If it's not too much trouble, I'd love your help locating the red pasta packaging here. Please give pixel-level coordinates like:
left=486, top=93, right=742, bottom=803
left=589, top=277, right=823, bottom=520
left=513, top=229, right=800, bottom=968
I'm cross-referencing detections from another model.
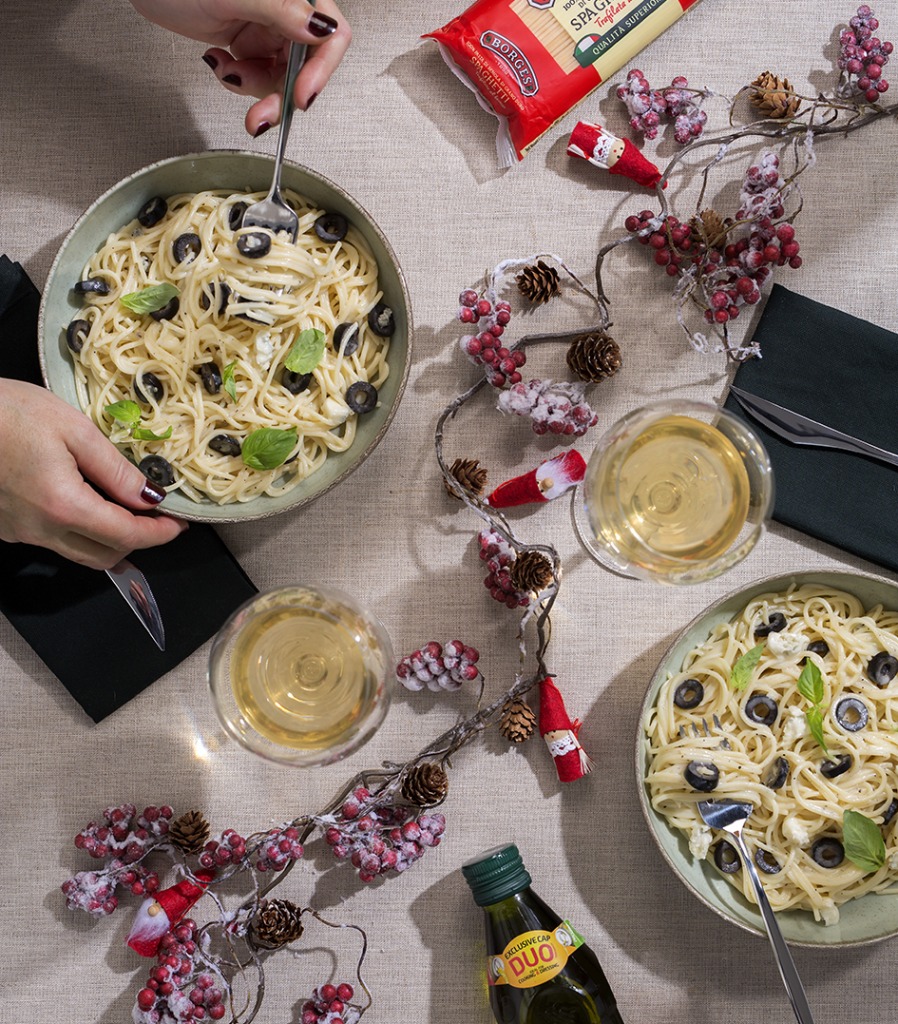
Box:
left=425, top=0, right=702, bottom=166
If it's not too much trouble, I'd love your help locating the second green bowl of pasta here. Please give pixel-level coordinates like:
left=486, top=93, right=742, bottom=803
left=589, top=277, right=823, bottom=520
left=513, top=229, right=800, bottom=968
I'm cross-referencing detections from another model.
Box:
left=38, top=151, right=411, bottom=523
left=637, top=569, right=898, bottom=947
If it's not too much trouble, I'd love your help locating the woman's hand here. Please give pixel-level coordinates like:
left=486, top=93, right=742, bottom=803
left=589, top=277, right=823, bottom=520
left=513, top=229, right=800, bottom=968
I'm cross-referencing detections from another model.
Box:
left=0, top=381, right=187, bottom=569
left=129, top=0, right=351, bottom=136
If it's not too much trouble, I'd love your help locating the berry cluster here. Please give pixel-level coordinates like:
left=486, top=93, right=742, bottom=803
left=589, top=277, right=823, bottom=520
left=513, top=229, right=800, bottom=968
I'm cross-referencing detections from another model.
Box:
left=457, top=289, right=526, bottom=388
left=478, top=529, right=531, bottom=610
left=395, top=640, right=481, bottom=692
left=74, top=803, right=172, bottom=861
left=255, top=826, right=304, bottom=872
left=323, top=786, right=446, bottom=883
left=301, top=982, right=360, bottom=1024
left=839, top=6, right=892, bottom=101
left=198, top=829, right=247, bottom=870
left=496, top=379, right=598, bottom=437
left=134, top=921, right=227, bottom=1023
left=617, top=69, right=707, bottom=143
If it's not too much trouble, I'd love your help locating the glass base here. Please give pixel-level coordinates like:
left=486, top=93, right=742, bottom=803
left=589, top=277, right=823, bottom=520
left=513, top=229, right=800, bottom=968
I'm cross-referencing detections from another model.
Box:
left=570, top=486, right=639, bottom=580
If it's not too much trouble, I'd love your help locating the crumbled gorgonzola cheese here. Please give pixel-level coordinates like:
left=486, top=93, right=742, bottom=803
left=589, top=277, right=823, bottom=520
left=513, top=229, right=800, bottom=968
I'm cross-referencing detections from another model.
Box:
left=783, top=814, right=813, bottom=846
left=688, top=825, right=713, bottom=861
left=782, top=706, right=808, bottom=745
left=767, top=630, right=806, bottom=657
left=255, top=331, right=275, bottom=371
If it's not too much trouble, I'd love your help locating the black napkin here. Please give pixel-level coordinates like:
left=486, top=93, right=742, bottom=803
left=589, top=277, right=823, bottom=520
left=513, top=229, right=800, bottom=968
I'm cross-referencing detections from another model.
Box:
left=0, top=256, right=257, bottom=722
left=726, top=283, right=898, bottom=573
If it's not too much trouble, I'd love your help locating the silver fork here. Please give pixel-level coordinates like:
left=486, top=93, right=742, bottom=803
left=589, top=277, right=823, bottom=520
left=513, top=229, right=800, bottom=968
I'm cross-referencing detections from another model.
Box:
left=697, top=799, right=816, bottom=1024
left=678, top=715, right=730, bottom=748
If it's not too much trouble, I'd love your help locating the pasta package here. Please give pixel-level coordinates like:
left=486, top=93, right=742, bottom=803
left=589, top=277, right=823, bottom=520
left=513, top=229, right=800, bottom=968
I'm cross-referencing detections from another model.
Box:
left=425, top=0, right=702, bottom=165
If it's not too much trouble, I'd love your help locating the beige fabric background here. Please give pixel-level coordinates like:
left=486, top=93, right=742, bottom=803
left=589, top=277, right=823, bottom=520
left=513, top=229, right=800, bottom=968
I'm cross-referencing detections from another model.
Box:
left=3, top=1, right=898, bottom=1021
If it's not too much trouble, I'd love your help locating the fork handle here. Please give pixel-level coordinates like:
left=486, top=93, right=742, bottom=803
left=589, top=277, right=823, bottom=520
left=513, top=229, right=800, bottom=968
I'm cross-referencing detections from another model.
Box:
left=268, top=0, right=315, bottom=199
left=733, top=832, right=817, bottom=1024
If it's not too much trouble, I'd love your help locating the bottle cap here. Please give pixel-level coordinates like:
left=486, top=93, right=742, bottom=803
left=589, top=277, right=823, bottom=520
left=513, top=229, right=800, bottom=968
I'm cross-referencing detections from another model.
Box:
left=462, top=843, right=531, bottom=906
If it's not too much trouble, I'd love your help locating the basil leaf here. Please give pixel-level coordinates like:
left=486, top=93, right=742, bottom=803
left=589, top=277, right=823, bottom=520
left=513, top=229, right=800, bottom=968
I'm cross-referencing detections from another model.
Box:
left=242, top=428, right=297, bottom=470
left=843, top=809, right=886, bottom=874
left=105, top=400, right=141, bottom=427
left=797, top=659, right=825, bottom=707
left=120, top=283, right=179, bottom=314
left=730, top=642, right=765, bottom=691
left=132, top=425, right=173, bottom=441
left=222, top=361, right=237, bottom=402
left=284, top=328, right=326, bottom=374
left=805, top=706, right=829, bottom=753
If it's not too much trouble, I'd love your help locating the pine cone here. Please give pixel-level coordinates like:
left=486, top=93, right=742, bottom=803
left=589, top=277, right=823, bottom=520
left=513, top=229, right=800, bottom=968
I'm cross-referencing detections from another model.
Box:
left=499, top=699, right=536, bottom=743
left=167, top=810, right=210, bottom=856
left=749, top=71, right=799, bottom=119
left=401, top=762, right=449, bottom=807
left=510, top=550, right=555, bottom=593
left=566, top=331, right=622, bottom=383
left=516, top=261, right=560, bottom=305
left=445, top=457, right=488, bottom=499
left=690, top=208, right=728, bottom=249
left=249, top=899, right=305, bottom=950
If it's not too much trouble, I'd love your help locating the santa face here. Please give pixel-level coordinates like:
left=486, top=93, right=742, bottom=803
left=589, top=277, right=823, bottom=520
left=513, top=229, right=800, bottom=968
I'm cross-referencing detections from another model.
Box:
left=127, top=898, right=171, bottom=957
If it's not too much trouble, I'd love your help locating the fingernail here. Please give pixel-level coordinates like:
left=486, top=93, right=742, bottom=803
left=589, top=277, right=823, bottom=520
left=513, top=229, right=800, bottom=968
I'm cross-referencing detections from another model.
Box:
left=141, top=481, right=166, bottom=506
left=223, top=73, right=242, bottom=87
left=308, top=11, right=338, bottom=37
left=304, top=92, right=318, bottom=111
left=202, top=54, right=218, bottom=71
left=254, top=121, right=272, bottom=138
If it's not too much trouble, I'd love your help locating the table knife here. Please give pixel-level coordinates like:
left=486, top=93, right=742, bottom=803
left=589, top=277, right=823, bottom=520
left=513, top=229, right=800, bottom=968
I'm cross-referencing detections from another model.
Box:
left=729, top=385, right=898, bottom=470
left=105, top=559, right=166, bottom=650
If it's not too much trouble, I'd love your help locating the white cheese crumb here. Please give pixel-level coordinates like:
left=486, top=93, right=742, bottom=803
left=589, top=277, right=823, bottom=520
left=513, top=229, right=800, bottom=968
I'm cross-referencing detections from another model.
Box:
left=322, top=397, right=350, bottom=426
left=688, top=825, right=713, bottom=861
left=783, top=706, right=808, bottom=745
left=767, top=630, right=806, bottom=656
left=820, top=902, right=841, bottom=926
left=889, top=852, right=898, bottom=871
left=254, top=331, right=275, bottom=371
left=783, top=814, right=813, bottom=847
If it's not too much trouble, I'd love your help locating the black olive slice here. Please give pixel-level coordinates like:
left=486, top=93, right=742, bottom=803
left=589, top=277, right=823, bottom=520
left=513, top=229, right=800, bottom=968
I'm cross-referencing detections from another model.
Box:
left=65, top=319, right=91, bottom=354
left=228, top=202, right=247, bottom=231
left=882, top=798, right=898, bottom=826
left=200, top=282, right=231, bottom=315
left=74, top=277, right=110, bottom=295
left=150, top=296, right=180, bottom=321
left=138, top=455, right=175, bottom=488
left=820, top=753, right=852, bottom=779
left=197, top=363, right=222, bottom=395
left=810, top=837, right=844, bottom=869
left=314, top=212, right=348, bottom=243
left=138, top=196, right=167, bottom=228
left=867, top=651, right=898, bottom=687
left=754, top=611, right=787, bottom=638
left=367, top=301, right=395, bottom=337
left=764, top=756, right=789, bottom=791
left=755, top=849, right=781, bottom=874
left=282, top=369, right=313, bottom=395
left=346, top=381, right=378, bottom=414
left=684, top=760, right=719, bottom=793
left=333, top=322, right=360, bottom=357
left=135, top=372, right=164, bottom=404
left=673, top=678, right=704, bottom=710
left=237, top=231, right=272, bottom=258
left=172, top=233, right=201, bottom=264
left=713, top=841, right=741, bottom=874
left=834, top=696, right=868, bottom=733
left=806, top=640, right=830, bottom=659
left=208, top=434, right=242, bottom=457
left=745, top=692, right=779, bottom=726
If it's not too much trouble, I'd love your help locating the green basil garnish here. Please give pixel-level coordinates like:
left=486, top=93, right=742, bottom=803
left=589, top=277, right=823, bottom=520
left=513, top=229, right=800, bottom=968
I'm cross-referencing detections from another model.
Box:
left=222, top=361, right=237, bottom=402
left=120, top=283, right=179, bottom=314
left=105, top=400, right=141, bottom=427
left=242, top=428, right=297, bottom=470
left=843, top=809, right=886, bottom=874
left=730, top=642, right=765, bottom=691
left=284, top=328, right=326, bottom=374
left=132, top=425, right=173, bottom=441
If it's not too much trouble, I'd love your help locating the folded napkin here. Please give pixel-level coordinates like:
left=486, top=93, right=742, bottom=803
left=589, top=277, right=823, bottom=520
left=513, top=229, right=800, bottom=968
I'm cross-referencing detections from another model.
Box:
left=726, top=283, right=898, bottom=573
left=0, top=256, right=257, bottom=722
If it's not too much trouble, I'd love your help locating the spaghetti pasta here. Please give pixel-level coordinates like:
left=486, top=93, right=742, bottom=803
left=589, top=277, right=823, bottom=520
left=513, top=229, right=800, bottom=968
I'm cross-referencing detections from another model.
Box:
left=67, top=189, right=389, bottom=505
left=644, top=584, right=898, bottom=924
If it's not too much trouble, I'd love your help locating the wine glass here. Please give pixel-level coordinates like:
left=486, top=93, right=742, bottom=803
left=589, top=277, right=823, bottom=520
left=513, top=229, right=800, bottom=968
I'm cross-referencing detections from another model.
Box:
left=208, top=585, right=393, bottom=766
left=574, top=399, right=773, bottom=585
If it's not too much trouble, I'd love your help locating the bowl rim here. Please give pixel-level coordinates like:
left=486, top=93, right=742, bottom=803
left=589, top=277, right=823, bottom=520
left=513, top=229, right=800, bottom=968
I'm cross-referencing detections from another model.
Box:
left=635, top=567, right=898, bottom=948
left=37, top=149, right=413, bottom=524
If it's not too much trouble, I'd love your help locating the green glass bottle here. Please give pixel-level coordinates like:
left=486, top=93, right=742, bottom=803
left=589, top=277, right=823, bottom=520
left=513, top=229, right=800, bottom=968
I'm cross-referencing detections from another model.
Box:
left=462, top=844, right=625, bottom=1024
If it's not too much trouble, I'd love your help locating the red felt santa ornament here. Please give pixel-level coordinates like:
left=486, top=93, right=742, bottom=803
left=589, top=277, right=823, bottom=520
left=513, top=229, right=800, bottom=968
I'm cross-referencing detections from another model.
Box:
left=127, top=869, right=216, bottom=957
left=567, top=121, right=664, bottom=189
left=487, top=451, right=587, bottom=509
left=538, top=676, right=593, bottom=783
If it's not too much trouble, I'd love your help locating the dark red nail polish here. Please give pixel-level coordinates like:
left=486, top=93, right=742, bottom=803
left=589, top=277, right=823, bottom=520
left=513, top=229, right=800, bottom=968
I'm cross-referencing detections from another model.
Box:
left=223, top=73, right=242, bottom=87
left=305, top=92, right=318, bottom=111
left=254, top=121, right=272, bottom=138
left=308, top=12, right=338, bottom=36
left=141, top=481, right=166, bottom=505
left=202, top=54, right=218, bottom=71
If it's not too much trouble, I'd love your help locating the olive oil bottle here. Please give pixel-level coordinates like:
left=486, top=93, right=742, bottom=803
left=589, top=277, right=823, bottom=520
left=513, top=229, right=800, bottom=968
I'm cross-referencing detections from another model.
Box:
left=462, top=844, right=625, bottom=1024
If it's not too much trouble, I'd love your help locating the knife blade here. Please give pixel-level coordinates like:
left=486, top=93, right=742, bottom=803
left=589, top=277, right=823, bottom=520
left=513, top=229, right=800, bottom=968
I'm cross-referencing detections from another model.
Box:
left=729, top=385, right=898, bottom=470
left=104, top=559, right=166, bottom=650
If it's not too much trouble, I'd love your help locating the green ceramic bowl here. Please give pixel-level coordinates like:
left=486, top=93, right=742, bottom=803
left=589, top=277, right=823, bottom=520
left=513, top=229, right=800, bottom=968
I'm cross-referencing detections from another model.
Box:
left=37, top=151, right=411, bottom=523
left=636, top=569, right=898, bottom=947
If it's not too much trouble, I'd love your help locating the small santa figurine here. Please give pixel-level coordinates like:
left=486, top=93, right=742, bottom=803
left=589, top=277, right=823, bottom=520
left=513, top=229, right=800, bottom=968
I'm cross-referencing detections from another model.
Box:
left=487, top=451, right=587, bottom=509
left=539, top=676, right=594, bottom=783
left=127, top=869, right=215, bottom=957
left=567, top=121, right=663, bottom=189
